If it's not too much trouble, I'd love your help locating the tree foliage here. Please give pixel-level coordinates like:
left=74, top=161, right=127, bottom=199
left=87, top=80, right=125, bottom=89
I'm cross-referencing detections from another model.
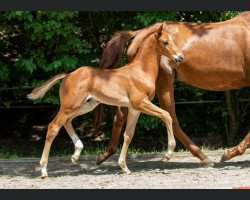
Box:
left=0, top=11, right=248, bottom=146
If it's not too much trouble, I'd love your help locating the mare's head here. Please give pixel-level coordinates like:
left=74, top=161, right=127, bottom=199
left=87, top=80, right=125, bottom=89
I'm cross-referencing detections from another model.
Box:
left=155, top=25, right=184, bottom=63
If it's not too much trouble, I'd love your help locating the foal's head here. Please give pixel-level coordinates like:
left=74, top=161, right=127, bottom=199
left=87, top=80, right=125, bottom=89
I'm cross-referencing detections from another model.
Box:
left=155, top=25, right=184, bottom=63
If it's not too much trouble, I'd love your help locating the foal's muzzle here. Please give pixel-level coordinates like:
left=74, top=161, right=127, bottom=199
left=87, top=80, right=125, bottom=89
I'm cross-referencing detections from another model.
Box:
left=174, top=55, right=185, bottom=63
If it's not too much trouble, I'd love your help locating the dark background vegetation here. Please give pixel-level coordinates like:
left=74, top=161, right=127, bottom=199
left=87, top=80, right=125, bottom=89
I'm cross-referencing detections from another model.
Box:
left=0, top=11, right=249, bottom=158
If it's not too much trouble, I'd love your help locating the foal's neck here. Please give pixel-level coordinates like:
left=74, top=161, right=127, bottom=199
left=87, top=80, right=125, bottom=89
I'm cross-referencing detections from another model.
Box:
left=133, top=34, right=160, bottom=76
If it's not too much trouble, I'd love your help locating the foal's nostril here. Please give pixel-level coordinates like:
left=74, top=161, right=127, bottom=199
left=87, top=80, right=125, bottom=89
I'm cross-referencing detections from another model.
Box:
left=179, top=56, right=184, bottom=61
left=175, top=55, right=184, bottom=62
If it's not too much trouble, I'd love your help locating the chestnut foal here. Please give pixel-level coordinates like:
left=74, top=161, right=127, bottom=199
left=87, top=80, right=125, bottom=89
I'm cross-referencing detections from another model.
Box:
left=27, top=25, right=184, bottom=178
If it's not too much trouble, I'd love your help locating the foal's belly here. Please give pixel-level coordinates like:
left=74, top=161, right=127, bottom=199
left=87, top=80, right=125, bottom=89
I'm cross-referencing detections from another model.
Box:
left=90, top=91, right=132, bottom=107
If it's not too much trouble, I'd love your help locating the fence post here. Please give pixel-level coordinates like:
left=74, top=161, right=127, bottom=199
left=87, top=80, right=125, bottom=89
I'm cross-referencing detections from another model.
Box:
left=224, top=90, right=240, bottom=145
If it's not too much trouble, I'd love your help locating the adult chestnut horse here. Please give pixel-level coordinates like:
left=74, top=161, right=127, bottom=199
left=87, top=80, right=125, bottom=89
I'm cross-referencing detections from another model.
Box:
left=95, top=11, right=250, bottom=166
left=27, top=25, right=184, bottom=177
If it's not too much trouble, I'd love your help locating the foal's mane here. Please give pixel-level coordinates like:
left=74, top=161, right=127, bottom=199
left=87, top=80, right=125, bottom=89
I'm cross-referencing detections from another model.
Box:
left=127, top=22, right=163, bottom=61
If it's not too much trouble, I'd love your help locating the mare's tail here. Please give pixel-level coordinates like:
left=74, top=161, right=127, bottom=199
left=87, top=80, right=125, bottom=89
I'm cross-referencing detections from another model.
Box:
left=93, top=30, right=136, bottom=136
left=99, top=30, right=137, bottom=69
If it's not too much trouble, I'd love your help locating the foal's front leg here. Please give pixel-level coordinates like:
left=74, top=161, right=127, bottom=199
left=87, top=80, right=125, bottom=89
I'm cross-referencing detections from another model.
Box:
left=118, top=99, right=176, bottom=174
left=136, top=98, right=176, bottom=161
left=118, top=108, right=141, bottom=174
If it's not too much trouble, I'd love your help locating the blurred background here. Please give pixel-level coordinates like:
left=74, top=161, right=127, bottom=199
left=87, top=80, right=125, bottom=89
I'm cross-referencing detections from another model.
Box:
left=0, top=11, right=249, bottom=158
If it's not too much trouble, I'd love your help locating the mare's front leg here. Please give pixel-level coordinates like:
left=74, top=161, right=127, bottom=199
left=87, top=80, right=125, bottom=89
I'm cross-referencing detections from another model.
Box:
left=96, top=107, right=128, bottom=165
left=118, top=108, right=141, bottom=174
left=156, top=67, right=213, bottom=166
left=220, top=132, right=250, bottom=162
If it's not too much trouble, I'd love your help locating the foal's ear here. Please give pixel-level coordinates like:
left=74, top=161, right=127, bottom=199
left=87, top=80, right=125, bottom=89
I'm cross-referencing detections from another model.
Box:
left=157, top=24, right=164, bottom=37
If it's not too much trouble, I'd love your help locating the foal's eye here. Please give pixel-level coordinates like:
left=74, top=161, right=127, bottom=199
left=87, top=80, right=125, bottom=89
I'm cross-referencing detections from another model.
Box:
left=163, top=41, right=168, bottom=45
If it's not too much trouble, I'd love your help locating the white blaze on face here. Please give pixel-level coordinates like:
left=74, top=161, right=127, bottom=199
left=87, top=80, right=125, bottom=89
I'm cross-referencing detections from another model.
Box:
left=168, top=35, right=181, bottom=59
left=168, top=35, right=174, bottom=44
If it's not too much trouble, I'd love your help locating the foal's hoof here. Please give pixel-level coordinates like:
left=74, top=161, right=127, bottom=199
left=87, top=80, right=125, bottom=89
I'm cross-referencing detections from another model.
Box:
left=199, top=158, right=214, bottom=167
left=126, top=171, right=132, bottom=175
left=41, top=175, right=48, bottom=179
left=71, top=155, right=79, bottom=165
left=162, top=155, right=171, bottom=162
left=124, top=169, right=132, bottom=175
left=220, top=150, right=229, bottom=163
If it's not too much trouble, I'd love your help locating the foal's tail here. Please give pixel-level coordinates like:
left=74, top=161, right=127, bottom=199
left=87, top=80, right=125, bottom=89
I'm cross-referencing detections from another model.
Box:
left=99, top=30, right=137, bottom=69
left=27, top=73, right=67, bottom=100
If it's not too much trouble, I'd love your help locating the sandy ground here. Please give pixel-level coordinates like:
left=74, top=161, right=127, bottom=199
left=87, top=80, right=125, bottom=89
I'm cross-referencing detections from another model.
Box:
left=0, top=149, right=249, bottom=189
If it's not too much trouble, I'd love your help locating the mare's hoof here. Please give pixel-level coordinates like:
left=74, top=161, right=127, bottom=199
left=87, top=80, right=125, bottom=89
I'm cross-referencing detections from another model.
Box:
left=96, top=154, right=105, bottom=165
left=199, top=158, right=214, bottom=167
left=220, top=150, right=229, bottom=163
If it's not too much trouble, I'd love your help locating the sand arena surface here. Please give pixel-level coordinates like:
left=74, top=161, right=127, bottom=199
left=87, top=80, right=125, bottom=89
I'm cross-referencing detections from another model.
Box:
left=0, top=150, right=249, bottom=189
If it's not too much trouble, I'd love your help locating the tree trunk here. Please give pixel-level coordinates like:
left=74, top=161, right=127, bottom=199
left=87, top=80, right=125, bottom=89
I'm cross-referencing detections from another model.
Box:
left=224, top=90, right=240, bottom=145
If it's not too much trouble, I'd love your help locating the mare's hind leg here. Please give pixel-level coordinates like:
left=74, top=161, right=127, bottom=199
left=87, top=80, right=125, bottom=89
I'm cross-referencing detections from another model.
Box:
left=118, top=108, right=141, bottom=174
left=220, top=131, right=250, bottom=162
left=64, top=99, right=99, bottom=165
left=40, top=109, right=69, bottom=179
left=96, top=107, right=128, bottom=165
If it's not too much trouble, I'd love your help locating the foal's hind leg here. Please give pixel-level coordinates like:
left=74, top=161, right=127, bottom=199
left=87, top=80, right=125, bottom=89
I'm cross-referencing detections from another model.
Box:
left=64, top=99, right=99, bottom=165
left=64, top=119, right=83, bottom=165
left=118, top=108, right=141, bottom=174
left=40, top=109, right=69, bottom=178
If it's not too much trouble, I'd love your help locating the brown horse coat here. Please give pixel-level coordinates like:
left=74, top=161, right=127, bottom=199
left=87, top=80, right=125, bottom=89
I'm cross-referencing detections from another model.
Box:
left=96, top=11, right=250, bottom=165
left=28, top=26, right=184, bottom=177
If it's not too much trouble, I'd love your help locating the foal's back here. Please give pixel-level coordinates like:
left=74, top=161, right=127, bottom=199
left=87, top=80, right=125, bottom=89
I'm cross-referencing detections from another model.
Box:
left=59, top=64, right=136, bottom=108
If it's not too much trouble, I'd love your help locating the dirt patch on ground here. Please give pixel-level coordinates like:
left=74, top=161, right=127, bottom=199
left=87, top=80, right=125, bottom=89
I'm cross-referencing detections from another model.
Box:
left=0, top=150, right=249, bottom=189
